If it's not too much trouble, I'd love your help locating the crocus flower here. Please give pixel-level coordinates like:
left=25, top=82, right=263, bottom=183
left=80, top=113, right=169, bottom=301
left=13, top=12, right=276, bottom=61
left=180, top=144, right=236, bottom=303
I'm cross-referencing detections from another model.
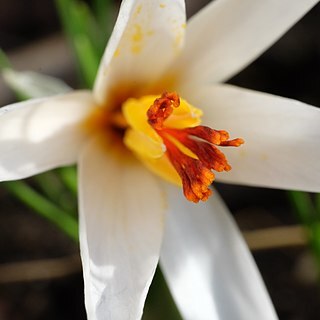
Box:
left=1, top=0, right=320, bottom=319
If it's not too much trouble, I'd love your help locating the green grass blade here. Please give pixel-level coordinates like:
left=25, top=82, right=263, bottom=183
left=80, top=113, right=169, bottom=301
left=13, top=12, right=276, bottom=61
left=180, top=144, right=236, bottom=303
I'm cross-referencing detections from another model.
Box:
left=2, top=181, right=79, bottom=242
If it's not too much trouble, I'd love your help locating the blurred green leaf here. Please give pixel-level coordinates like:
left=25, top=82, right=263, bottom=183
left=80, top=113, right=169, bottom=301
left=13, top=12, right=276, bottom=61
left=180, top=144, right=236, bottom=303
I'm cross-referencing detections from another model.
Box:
left=73, top=33, right=100, bottom=86
left=288, top=191, right=317, bottom=226
left=143, top=267, right=182, bottom=320
left=3, top=180, right=79, bottom=242
left=55, top=0, right=111, bottom=88
left=0, top=48, right=11, bottom=70
left=92, top=0, right=115, bottom=35
left=316, top=193, right=320, bottom=215
left=289, top=191, right=320, bottom=270
left=58, top=166, right=78, bottom=195
left=33, top=170, right=78, bottom=215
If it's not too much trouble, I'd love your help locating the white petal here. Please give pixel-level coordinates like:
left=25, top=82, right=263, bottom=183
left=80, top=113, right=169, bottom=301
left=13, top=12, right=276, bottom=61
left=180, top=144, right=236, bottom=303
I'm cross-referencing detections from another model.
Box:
left=78, top=135, right=166, bottom=320
left=2, top=69, right=72, bottom=99
left=160, top=183, right=278, bottom=320
left=176, top=0, right=318, bottom=88
left=0, top=91, right=94, bottom=181
left=188, top=84, right=320, bottom=192
left=94, top=0, right=186, bottom=105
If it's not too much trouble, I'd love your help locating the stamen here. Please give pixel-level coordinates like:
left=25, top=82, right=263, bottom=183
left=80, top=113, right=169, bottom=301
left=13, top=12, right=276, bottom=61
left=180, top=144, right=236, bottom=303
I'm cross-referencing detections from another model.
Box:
left=161, top=135, right=214, bottom=202
left=147, top=92, right=244, bottom=203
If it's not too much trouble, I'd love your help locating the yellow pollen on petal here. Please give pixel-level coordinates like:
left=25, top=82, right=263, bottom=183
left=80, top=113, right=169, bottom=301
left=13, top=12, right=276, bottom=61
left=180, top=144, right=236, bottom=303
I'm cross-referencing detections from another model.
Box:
left=134, top=4, right=142, bottom=17
left=113, top=48, right=121, bottom=58
left=131, top=24, right=143, bottom=54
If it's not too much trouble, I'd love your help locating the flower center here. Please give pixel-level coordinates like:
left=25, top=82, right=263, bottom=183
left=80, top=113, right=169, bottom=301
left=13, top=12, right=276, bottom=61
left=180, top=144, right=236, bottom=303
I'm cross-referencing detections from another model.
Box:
left=122, top=92, right=244, bottom=203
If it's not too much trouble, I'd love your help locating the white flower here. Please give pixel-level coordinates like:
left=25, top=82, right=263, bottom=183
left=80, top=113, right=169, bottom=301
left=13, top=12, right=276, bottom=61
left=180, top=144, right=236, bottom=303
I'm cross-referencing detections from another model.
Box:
left=1, top=0, right=320, bottom=319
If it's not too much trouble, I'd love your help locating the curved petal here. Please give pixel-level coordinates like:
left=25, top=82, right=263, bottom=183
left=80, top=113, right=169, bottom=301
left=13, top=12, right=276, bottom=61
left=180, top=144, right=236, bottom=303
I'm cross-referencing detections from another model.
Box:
left=78, top=135, right=166, bottom=320
left=94, top=0, right=186, bottom=105
left=188, top=84, right=320, bottom=192
left=2, top=69, right=72, bottom=99
left=160, top=183, right=278, bottom=320
left=176, top=0, right=318, bottom=89
left=0, top=90, right=94, bottom=181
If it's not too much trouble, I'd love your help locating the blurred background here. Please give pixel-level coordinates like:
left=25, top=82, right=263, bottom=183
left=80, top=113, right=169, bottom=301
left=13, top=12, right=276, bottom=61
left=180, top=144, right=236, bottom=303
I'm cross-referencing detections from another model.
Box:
left=0, top=0, right=319, bottom=319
